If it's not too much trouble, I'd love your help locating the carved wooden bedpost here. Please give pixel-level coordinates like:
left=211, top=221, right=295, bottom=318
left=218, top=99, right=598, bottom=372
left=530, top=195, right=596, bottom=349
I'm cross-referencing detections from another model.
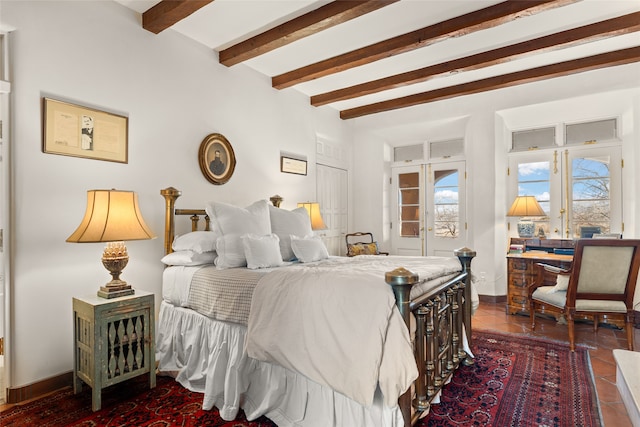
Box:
left=454, top=246, right=476, bottom=365
left=386, top=267, right=418, bottom=427
left=160, top=187, right=181, bottom=255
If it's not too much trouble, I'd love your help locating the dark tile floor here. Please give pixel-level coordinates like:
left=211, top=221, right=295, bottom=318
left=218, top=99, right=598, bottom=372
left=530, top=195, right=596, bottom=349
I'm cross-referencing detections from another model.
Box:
left=474, top=299, right=639, bottom=427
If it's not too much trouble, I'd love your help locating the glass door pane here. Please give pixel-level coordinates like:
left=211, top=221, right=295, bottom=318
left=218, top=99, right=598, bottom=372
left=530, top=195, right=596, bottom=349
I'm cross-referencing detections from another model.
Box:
left=399, top=172, right=420, bottom=237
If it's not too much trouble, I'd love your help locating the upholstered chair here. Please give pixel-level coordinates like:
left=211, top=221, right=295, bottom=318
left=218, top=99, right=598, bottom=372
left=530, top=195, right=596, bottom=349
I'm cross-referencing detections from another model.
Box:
left=345, top=232, right=389, bottom=257
left=529, top=239, right=640, bottom=351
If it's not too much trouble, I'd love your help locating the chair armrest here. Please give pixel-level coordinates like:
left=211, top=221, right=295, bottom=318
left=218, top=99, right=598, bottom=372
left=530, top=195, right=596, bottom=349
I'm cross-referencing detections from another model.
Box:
left=528, top=263, right=571, bottom=297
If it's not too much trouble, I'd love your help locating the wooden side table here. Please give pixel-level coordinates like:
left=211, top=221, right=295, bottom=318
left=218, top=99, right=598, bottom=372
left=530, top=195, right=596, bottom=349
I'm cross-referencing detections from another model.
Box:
left=73, top=290, right=156, bottom=411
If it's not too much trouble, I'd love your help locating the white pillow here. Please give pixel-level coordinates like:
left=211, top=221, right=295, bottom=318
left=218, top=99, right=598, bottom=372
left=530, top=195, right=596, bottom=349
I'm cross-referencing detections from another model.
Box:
left=172, top=231, right=218, bottom=253
left=241, top=233, right=284, bottom=269
left=551, top=274, right=570, bottom=293
left=269, top=205, right=313, bottom=261
left=290, top=235, right=329, bottom=263
left=215, top=234, right=247, bottom=269
left=161, top=250, right=216, bottom=266
left=206, top=200, right=271, bottom=236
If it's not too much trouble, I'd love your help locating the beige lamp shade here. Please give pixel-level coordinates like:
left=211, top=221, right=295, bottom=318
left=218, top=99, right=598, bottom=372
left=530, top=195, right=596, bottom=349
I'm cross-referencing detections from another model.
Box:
left=507, top=196, right=545, bottom=217
left=67, top=189, right=156, bottom=243
left=297, top=202, right=327, bottom=230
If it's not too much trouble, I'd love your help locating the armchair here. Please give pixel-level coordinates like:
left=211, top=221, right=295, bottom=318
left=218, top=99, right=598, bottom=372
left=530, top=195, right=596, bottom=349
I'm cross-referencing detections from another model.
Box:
left=345, top=232, right=389, bottom=257
left=529, top=239, right=640, bottom=351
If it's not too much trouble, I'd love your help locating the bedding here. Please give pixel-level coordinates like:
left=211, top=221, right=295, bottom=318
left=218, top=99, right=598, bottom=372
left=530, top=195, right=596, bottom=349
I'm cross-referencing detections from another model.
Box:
left=160, top=256, right=465, bottom=414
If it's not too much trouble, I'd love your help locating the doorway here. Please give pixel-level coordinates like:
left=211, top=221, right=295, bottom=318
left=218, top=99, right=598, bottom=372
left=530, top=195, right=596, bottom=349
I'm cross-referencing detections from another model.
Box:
left=391, top=161, right=467, bottom=256
left=316, top=164, right=348, bottom=256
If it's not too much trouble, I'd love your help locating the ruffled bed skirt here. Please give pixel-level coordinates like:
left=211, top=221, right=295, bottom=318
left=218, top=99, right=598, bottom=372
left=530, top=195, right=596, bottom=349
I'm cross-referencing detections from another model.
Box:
left=156, top=301, right=405, bottom=427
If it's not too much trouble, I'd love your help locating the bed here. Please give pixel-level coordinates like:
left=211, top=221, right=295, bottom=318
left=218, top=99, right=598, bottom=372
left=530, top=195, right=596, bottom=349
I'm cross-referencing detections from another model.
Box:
left=157, top=187, right=477, bottom=427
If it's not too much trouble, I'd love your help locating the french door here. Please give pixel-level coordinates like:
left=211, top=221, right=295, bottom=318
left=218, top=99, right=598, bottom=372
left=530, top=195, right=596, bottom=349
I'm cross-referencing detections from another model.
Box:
left=426, top=161, right=466, bottom=256
left=392, top=161, right=466, bottom=256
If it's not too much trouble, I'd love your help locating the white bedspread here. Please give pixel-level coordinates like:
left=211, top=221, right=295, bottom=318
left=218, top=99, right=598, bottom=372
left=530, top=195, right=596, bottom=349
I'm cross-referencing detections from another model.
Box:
left=246, top=255, right=462, bottom=408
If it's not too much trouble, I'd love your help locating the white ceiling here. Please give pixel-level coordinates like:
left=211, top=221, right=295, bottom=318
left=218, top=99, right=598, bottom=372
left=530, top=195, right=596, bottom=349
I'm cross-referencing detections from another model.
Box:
left=115, top=0, right=640, bottom=119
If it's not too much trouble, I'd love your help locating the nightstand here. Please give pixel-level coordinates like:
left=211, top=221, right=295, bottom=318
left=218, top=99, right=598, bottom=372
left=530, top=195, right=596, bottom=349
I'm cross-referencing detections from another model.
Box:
left=73, top=290, right=156, bottom=411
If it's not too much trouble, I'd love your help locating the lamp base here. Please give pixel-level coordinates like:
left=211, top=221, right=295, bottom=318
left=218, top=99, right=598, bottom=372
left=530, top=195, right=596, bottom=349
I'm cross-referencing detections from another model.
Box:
left=98, top=280, right=135, bottom=299
left=517, top=220, right=536, bottom=238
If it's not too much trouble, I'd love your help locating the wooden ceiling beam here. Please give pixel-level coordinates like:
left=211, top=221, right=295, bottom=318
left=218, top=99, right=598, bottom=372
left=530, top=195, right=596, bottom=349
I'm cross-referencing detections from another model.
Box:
left=312, top=12, right=640, bottom=106
left=219, top=0, right=399, bottom=67
left=273, top=0, right=578, bottom=89
left=142, top=0, right=214, bottom=34
left=340, top=46, right=640, bottom=120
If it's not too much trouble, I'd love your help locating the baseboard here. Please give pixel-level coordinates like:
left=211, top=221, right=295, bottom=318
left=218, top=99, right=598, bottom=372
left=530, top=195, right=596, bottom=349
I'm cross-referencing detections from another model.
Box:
left=6, top=371, right=72, bottom=404
left=478, top=294, right=507, bottom=304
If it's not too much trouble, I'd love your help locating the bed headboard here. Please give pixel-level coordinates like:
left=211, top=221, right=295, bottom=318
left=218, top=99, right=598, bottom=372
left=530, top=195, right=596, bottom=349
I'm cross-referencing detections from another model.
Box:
left=160, top=187, right=285, bottom=255
left=160, top=187, right=209, bottom=255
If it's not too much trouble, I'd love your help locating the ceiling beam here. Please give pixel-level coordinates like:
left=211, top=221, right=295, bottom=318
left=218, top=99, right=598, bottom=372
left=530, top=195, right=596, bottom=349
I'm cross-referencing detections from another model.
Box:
left=272, top=0, right=578, bottom=89
left=219, top=0, right=399, bottom=67
left=340, top=46, right=640, bottom=120
left=312, top=12, right=640, bottom=106
left=142, top=0, right=214, bottom=34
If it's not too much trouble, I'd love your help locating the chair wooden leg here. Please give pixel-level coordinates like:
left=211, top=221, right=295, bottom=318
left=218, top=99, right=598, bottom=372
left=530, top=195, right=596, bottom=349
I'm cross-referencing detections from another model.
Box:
left=593, top=315, right=598, bottom=332
left=626, top=318, right=634, bottom=351
left=568, top=312, right=576, bottom=352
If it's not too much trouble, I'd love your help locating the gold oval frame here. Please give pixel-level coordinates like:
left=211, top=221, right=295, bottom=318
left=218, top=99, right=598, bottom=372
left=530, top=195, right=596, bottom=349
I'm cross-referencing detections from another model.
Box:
left=198, top=133, right=236, bottom=185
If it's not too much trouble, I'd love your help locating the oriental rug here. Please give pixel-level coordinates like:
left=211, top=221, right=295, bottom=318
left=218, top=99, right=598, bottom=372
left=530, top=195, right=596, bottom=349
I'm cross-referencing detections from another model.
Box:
left=0, top=330, right=601, bottom=426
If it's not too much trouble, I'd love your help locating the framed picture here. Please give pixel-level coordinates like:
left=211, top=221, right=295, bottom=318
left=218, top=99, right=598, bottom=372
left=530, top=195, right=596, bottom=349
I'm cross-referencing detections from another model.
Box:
left=198, top=133, right=236, bottom=185
left=42, top=97, right=128, bottom=163
left=281, top=156, right=307, bottom=175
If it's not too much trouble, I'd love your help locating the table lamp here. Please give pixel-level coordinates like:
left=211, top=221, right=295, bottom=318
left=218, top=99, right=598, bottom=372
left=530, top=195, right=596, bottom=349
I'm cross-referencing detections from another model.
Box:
left=67, top=189, right=156, bottom=298
left=507, top=195, right=545, bottom=238
left=297, top=202, right=327, bottom=230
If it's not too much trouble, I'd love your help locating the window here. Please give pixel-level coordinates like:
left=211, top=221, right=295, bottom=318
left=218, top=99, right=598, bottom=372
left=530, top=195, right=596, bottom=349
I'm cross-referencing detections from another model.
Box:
left=433, top=169, right=459, bottom=237
left=509, top=146, right=621, bottom=239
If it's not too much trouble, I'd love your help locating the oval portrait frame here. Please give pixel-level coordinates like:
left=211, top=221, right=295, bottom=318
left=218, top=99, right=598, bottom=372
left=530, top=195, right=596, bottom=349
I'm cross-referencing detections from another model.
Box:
left=198, top=133, right=236, bottom=185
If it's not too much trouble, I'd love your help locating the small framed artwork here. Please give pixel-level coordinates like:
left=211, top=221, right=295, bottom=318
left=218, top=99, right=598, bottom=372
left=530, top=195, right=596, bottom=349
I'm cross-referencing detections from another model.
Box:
left=198, top=133, right=236, bottom=185
left=42, top=97, right=128, bottom=163
left=281, top=156, right=307, bottom=175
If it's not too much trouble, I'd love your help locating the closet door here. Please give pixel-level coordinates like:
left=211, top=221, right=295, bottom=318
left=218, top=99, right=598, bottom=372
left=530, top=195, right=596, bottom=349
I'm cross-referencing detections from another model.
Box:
left=317, top=164, right=348, bottom=256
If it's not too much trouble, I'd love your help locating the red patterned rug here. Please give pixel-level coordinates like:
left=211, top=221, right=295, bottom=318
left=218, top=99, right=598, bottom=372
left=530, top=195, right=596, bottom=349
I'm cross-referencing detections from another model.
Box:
left=0, top=330, right=601, bottom=426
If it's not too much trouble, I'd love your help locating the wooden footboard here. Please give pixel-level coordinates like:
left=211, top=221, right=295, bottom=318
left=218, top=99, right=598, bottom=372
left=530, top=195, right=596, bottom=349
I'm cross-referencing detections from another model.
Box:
left=161, top=187, right=474, bottom=426
left=386, top=249, right=475, bottom=426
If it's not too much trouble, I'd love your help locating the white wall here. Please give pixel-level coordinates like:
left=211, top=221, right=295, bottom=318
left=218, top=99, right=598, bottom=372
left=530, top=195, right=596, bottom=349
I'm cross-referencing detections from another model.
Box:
left=351, top=64, right=640, bottom=299
left=2, top=1, right=350, bottom=387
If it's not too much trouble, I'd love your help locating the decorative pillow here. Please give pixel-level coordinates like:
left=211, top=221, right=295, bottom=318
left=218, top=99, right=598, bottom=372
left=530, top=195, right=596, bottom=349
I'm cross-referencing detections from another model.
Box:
left=161, top=250, right=217, bottom=266
left=551, top=274, right=570, bottom=293
left=347, top=242, right=379, bottom=257
left=268, top=205, right=313, bottom=261
left=290, top=235, right=329, bottom=263
left=206, top=200, right=271, bottom=236
left=205, top=200, right=272, bottom=268
left=215, top=234, right=247, bottom=269
left=241, top=233, right=284, bottom=269
left=172, top=231, right=218, bottom=253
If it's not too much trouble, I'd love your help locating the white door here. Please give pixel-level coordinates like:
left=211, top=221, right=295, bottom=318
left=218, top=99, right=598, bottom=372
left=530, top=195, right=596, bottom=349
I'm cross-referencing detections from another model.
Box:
left=391, top=165, right=424, bottom=256
left=426, top=161, right=467, bottom=256
left=317, top=164, right=348, bottom=256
